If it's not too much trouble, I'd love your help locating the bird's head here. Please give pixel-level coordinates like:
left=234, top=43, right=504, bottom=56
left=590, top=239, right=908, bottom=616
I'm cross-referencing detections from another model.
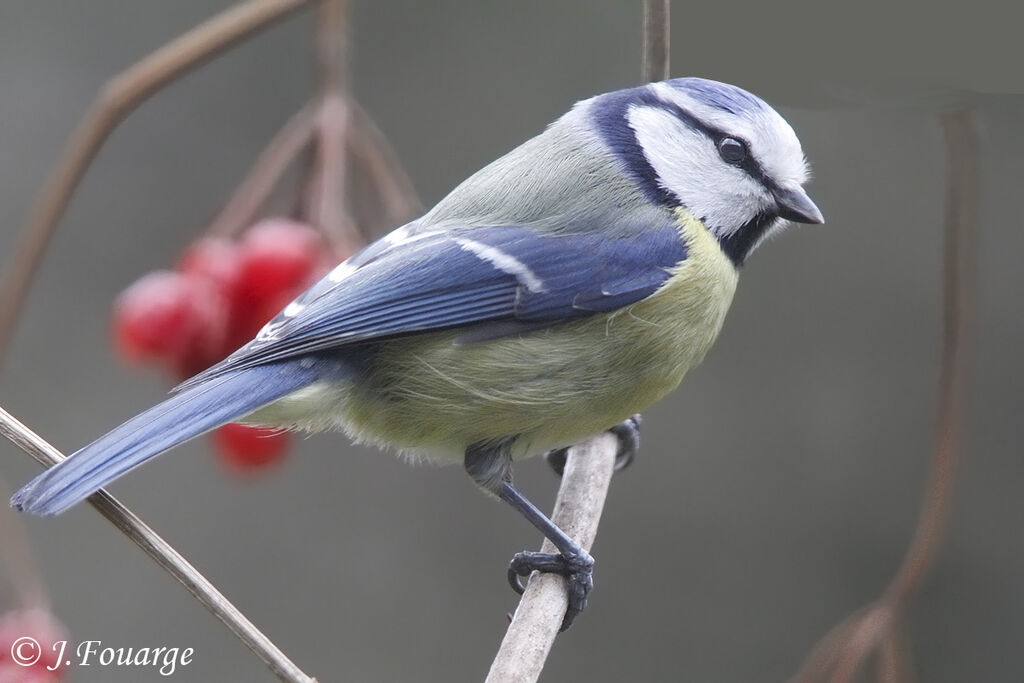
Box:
left=588, top=77, right=823, bottom=265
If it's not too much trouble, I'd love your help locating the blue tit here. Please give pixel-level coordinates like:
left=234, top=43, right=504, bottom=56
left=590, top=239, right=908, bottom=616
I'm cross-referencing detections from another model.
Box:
left=11, top=77, right=823, bottom=628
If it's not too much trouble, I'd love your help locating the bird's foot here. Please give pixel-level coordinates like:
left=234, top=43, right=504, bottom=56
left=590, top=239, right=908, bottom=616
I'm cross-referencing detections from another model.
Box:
left=608, top=413, right=642, bottom=470
left=507, top=549, right=594, bottom=631
left=544, top=414, right=643, bottom=477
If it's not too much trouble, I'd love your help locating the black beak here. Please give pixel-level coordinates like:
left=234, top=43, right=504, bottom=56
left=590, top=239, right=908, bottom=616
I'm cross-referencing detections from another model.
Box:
left=774, top=186, right=824, bottom=224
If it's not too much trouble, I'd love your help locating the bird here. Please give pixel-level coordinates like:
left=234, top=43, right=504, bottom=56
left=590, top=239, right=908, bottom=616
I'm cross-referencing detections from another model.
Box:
left=11, top=77, right=823, bottom=629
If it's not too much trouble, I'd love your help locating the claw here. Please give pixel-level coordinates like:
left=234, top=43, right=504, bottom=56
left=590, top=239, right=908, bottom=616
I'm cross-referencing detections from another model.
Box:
left=505, top=550, right=595, bottom=631
left=609, top=414, right=642, bottom=471
left=543, top=414, right=643, bottom=478
left=508, top=563, right=529, bottom=595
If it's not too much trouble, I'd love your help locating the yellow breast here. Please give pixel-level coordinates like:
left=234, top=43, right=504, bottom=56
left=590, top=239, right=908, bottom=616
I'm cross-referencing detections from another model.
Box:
left=623, top=206, right=740, bottom=387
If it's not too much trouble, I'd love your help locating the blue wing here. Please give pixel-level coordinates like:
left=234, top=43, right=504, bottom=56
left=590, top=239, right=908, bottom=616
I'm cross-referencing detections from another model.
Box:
left=180, top=217, right=687, bottom=388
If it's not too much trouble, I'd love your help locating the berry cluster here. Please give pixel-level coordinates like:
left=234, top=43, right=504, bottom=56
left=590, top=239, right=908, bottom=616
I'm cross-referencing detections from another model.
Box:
left=112, top=219, right=335, bottom=471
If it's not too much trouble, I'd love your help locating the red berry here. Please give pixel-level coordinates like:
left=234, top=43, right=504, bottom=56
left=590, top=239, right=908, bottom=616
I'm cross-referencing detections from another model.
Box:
left=0, top=609, right=68, bottom=680
left=212, top=423, right=290, bottom=471
left=178, top=237, right=242, bottom=295
left=112, top=271, right=206, bottom=364
left=187, top=282, right=231, bottom=369
left=113, top=271, right=230, bottom=377
left=237, top=219, right=321, bottom=304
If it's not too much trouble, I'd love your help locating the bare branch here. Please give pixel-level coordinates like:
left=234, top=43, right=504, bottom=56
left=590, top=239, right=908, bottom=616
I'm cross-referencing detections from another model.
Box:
left=347, top=103, right=423, bottom=237
left=882, top=108, right=978, bottom=608
left=0, top=0, right=311, bottom=367
left=0, top=406, right=315, bottom=683
left=641, top=0, right=670, bottom=83
left=303, top=94, right=362, bottom=257
left=207, top=102, right=319, bottom=239
left=877, top=621, right=914, bottom=683
left=300, top=0, right=363, bottom=257
left=828, top=604, right=894, bottom=683
left=314, top=0, right=350, bottom=94
left=485, top=432, right=618, bottom=683
left=791, top=107, right=979, bottom=682
left=789, top=607, right=867, bottom=682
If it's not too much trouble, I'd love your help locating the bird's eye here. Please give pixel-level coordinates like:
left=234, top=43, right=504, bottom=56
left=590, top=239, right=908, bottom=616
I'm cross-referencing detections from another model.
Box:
left=717, top=137, right=748, bottom=164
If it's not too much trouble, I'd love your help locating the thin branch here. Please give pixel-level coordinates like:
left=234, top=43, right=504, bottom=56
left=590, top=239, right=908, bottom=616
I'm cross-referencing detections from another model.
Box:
left=882, top=108, right=977, bottom=609
left=207, top=102, right=319, bottom=239
left=828, top=604, right=894, bottom=683
left=791, top=107, right=979, bottom=682
left=0, top=406, right=315, bottom=683
left=314, top=0, right=349, bottom=95
left=789, top=608, right=868, bottom=682
left=300, top=0, right=419, bottom=247
left=877, top=620, right=914, bottom=683
left=347, top=103, right=423, bottom=236
left=485, top=432, right=618, bottom=683
left=300, top=0, right=363, bottom=257
left=303, top=94, right=361, bottom=257
left=0, top=0, right=311, bottom=367
left=641, top=0, right=670, bottom=83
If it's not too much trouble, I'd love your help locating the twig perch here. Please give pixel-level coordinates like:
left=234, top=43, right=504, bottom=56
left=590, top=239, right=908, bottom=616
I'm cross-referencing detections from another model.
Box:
left=0, top=406, right=315, bottom=683
left=486, top=432, right=618, bottom=683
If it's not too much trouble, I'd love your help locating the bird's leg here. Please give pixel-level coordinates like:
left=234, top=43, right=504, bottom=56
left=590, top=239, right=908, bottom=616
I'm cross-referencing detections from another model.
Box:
left=544, top=414, right=643, bottom=477
left=465, top=438, right=594, bottom=631
left=498, top=484, right=594, bottom=631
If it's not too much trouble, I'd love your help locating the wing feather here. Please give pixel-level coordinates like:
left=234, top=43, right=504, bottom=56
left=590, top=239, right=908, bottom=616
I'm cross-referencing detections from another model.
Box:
left=178, top=219, right=687, bottom=389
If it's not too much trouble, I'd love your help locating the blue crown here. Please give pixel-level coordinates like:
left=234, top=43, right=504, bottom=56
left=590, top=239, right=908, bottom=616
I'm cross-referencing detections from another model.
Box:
left=663, top=77, right=769, bottom=116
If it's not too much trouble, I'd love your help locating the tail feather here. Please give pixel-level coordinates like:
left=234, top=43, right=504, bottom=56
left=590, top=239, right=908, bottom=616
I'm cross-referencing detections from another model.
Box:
left=11, top=359, right=335, bottom=516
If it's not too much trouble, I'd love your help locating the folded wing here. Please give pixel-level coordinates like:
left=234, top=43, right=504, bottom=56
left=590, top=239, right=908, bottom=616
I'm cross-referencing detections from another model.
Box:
left=180, top=219, right=688, bottom=388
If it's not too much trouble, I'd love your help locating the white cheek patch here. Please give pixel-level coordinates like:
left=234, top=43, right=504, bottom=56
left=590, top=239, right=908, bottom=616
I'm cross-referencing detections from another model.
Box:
left=628, top=105, right=767, bottom=237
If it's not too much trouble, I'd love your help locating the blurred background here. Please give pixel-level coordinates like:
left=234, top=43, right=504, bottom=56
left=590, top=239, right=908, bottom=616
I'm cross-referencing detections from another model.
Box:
left=1, top=1, right=1022, bottom=681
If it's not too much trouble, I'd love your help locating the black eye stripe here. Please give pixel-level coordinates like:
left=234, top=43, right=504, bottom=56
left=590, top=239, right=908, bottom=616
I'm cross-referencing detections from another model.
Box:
left=709, top=131, right=780, bottom=194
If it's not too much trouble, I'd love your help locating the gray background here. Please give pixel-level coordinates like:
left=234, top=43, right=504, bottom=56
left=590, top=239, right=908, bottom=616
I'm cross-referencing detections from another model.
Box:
left=1, top=1, right=1022, bottom=681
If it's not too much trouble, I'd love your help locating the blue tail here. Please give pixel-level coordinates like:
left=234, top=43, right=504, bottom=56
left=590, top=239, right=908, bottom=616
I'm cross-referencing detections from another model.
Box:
left=11, top=359, right=335, bottom=516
